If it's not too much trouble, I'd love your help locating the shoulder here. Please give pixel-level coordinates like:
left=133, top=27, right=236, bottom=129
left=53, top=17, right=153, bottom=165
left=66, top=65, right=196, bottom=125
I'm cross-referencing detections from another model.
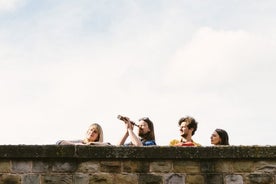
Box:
left=56, top=140, right=84, bottom=145
left=169, top=139, right=180, bottom=146
left=143, top=140, right=156, bottom=146
left=193, top=141, right=201, bottom=147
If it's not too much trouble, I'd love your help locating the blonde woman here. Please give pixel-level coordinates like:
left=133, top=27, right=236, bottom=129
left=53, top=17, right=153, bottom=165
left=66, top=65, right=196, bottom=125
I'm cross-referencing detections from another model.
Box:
left=57, top=123, right=110, bottom=145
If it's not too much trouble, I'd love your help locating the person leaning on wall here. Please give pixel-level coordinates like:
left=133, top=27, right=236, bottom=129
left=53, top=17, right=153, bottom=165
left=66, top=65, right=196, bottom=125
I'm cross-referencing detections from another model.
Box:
left=210, top=128, right=229, bottom=145
left=117, top=116, right=156, bottom=146
left=56, top=123, right=111, bottom=146
left=170, top=116, right=201, bottom=147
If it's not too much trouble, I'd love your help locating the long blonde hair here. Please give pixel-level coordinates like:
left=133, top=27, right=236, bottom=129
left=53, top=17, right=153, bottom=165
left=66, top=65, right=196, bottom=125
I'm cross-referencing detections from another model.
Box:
left=83, top=123, right=104, bottom=143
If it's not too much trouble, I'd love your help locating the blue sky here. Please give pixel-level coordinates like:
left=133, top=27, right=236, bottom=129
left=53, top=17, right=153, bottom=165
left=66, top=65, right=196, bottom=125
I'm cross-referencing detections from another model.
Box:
left=1, top=0, right=276, bottom=146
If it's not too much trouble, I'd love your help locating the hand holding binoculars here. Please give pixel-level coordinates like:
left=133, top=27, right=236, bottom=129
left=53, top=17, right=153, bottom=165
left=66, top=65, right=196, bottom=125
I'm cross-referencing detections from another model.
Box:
left=117, top=115, right=139, bottom=127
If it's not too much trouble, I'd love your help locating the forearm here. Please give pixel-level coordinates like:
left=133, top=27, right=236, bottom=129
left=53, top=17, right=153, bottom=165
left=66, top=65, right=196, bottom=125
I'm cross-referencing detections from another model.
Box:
left=56, top=140, right=84, bottom=145
left=57, top=140, right=77, bottom=145
left=117, top=132, right=129, bottom=145
left=128, top=129, right=143, bottom=146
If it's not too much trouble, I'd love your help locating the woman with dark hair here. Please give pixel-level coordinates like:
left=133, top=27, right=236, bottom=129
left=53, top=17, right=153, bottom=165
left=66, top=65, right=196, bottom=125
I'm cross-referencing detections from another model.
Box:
left=210, top=128, right=229, bottom=145
left=118, top=116, right=156, bottom=146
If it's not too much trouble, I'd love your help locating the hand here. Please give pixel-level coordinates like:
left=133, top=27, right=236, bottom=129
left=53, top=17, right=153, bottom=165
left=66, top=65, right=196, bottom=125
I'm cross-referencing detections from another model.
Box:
left=125, top=119, right=134, bottom=130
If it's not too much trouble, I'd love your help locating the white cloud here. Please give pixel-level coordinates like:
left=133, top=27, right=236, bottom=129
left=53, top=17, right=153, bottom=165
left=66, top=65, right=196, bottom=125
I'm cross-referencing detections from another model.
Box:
left=165, top=27, right=276, bottom=89
left=0, top=0, right=23, bottom=11
left=1, top=1, right=276, bottom=146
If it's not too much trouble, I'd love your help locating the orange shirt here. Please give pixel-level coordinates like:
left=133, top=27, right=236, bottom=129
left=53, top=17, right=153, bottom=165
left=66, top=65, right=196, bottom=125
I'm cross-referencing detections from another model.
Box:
left=169, top=139, right=201, bottom=147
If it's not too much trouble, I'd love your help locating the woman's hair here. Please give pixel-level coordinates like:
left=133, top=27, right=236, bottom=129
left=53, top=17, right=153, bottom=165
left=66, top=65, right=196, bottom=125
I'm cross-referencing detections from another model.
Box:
left=215, top=128, right=229, bottom=145
left=139, top=117, right=155, bottom=141
left=84, top=123, right=104, bottom=143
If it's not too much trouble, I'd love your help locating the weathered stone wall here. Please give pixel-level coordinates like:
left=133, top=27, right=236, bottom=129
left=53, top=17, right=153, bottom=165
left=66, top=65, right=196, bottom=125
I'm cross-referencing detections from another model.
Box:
left=0, top=145, right=276, bottom=184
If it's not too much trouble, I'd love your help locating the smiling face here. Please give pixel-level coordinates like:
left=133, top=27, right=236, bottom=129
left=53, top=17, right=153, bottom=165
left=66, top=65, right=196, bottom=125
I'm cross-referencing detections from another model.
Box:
left=86, top=126, right=99, bottom=142
left=179, top=121, right=193, bottom=139
left=210, top=131, right=221, bottom=145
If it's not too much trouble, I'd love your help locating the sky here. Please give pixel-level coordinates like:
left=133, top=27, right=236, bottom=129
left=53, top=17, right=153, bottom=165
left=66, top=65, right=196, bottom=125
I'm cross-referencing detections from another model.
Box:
left=0, top=0, right=275, bottom=146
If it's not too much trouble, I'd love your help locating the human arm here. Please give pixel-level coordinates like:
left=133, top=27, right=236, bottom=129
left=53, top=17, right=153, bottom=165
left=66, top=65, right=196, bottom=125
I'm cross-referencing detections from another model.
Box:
left=127, top=128, right=143, bottom=146
left=125, top=120, right=143, bottom=146
left=117, top=117, right=131, bottom=145
left=117, top=130, right=129, bottom=145
left=56, top=140, right=84, bottom=145
left=117, top=118, right=143, bottom=146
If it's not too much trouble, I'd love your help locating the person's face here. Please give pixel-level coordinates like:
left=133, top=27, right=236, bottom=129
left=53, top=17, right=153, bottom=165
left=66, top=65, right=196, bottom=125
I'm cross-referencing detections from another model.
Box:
left=179, top=121, right=191, bottom=138
left=138, top=120, right=150, bottom=136
left=211, top=131, right=221, bottom=145
left=86, top=127, right=99, bottom=142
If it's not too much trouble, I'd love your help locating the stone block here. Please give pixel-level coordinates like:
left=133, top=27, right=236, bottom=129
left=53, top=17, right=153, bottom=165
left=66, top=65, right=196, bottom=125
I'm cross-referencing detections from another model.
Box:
left=0, top=174, right=21, bottom=184
left=255, top=162, right=276, bottom=174
left=89, top=173, right=114, bottom=184
left=246, top=173, right=273, bottom=184
left=138, top=174, right=163, bottom=184
left=52, top=161, right=77, bottom=172
left=22, top=174, right=40, bottom=184
left=123, top=161, right=149, bottom=173
left=225, top=174, right=243, bottom=184
left=150, top=161, right=172, bottom=173
left=164, top=173, right=184, bottom=184
left=0, top=160, right=10, bottom=173
left=114, top=173, right=138, bottom=184
left=32, top=161, right=50, bottom=173
left=11, top=161, right=32, bottom=173
left=42, top=174, right=73, bottom=184
left=173, top=161, right=200, bottom=173
left=200, top=161, right=215, bottom=173
left=215, top=161, right=233, bottom=173
left=205, top=174, right=223, bottom=184
left=100, top=161, right=121, bottom=173
left=233, top=161, right=254, bottom=172
left=186, top=174, right=204, bottom=184
left=76, top=161, right=99, bottom=173
left=73, top=174, right=89, bottom=184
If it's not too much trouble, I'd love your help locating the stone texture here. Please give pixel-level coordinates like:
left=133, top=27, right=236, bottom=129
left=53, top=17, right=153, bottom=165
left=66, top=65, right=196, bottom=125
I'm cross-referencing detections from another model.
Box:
left=164, top=173, right=184, bottom=184
left=1, top=146, right=276, bottom=184
left=32, top=161, right=50, bottom=173
left=233, top=161, right=254, bottom=172
left=205, top=174, right=223, bottom=184
left=185, top=174, right=204, bottom=184
left=114, top=173, right=138, bottom=184
left=246, top=173, right=273, bottom=184
left=0, top=145, right=75, bottom=158
left=0, top=145, right=276, bottom=159
left=225, top=175, right=243, bottom=184
left=52, top=161, right=77, bottom=172
left=173, top=161, right=200, bottom=173
left=76, top=161, right=99, bottom=173
left=11, top=161, right=32, bottom=173
left=0, top=174, right=21, bottom=184
left=200, top=161, right=215, bottom=173
left=150, top=161, right=172, bottom=173
left=215, top=161, right=233, bottom=173
left=0, top=160, right=10, bottom=173
left=22, top=174, right=40, bottom=184
left=100, top=161, right=121, bottom=173
left=73, top=174, right=89, bottom=184
left=42, top=174, right=73, bottom=184
left=138, top=174, right=163, bottom=184
left=123, top=161, right=149, bottom=173
left=89, top=173, right=113, bottom=184
left=255, top=163, right=276, bottom=174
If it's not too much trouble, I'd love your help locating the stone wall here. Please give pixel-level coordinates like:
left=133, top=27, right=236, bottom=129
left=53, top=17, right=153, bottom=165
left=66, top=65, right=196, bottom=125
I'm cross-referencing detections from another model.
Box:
left=0, top=145, right=276, bottom=184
